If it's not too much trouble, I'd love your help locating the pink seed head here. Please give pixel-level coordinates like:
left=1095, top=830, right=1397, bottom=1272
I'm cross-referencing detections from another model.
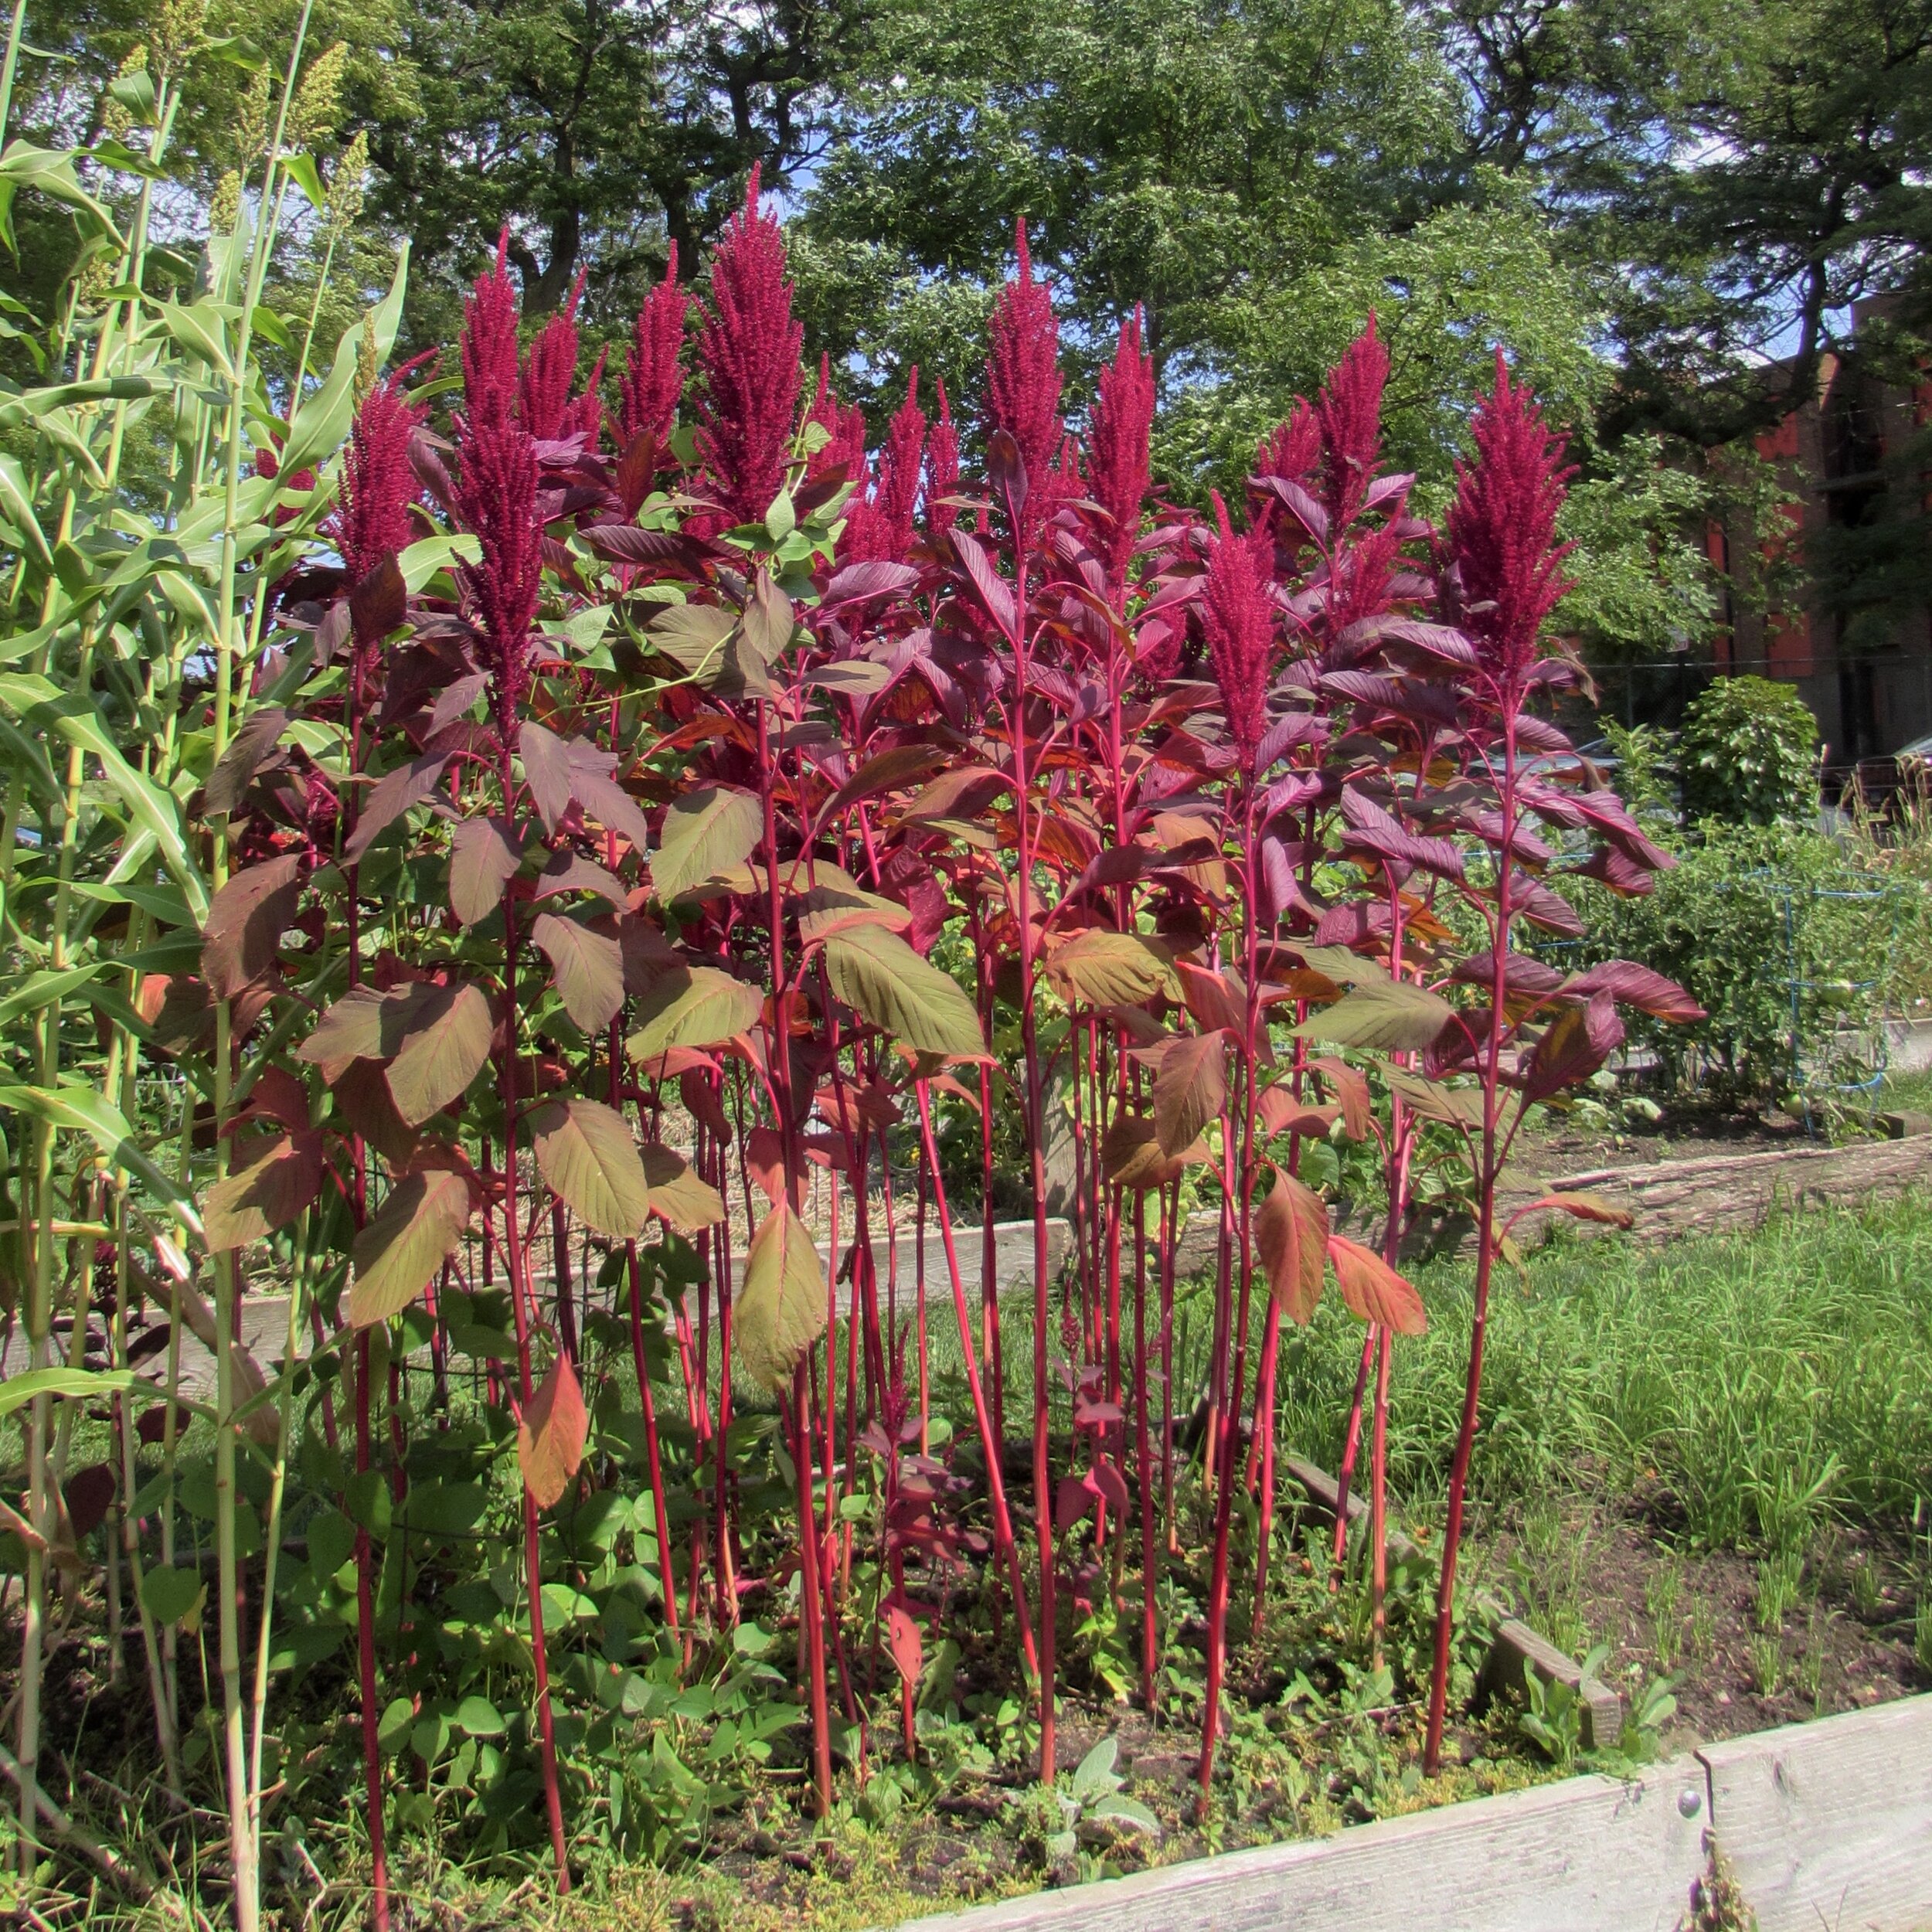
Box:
left=1087, top=308, right=1155, bottom=591
left=519, top=269, right=584, bottom=440
left=1203, top=491, right=1275, bottom=775
left=985, top=217, right=1063, bottom=546
left=1446, top=350, right=1576, bottom=687
left=1316, top=318, right=1389, bottom=529
left=696, top=164, right=804, bottom=526
left=618, top=243, right=689, bottom=450
left=923, top=379, right=961, bottom=536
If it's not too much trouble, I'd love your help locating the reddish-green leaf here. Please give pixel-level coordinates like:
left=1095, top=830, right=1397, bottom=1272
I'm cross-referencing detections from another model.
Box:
left=1328, top=1236, right=1427, bottom=1335
left=1384, top=1066, right=1485, bottom=1128
left=1154, top=1029, right=1226, bottom=1158
left=823, top=923, right=984, bottom=1059
left=519, top=720, right=573, bottom=835
left=884, top=1601, right=923, bottom=1688
left=734, top=1205, right=827, bottom=1392
left=345, top=752, right=448, bottom=862
left=448, top=816, right=520, bottom=926
left=626, top=966, right=760, bottom=1063
left=531, top=913, right=625, bottom=1032
left=202, top=854, right=300, bottom=998
left=531, top=1098, right=651, bottom=1238
left=652, top=785, right=760, bottom=900
left=384, top=981, right=493, bottom=1125
left=1519, top=1190, right=1634, bottom=1230
left=1254, top=1165, right=1328, bottom=1324
left=1045, top=929, right=1175, bottom=1008
left=516, top=1352, right=587, bottom=1510
left=349, top=1168, right=472, bottom=1327
left=1295, top=978, right=1452, bottom=1053
left=204, top=1131, right=322, bottom=1252
left=641, top=1142, right=727, bottom=1233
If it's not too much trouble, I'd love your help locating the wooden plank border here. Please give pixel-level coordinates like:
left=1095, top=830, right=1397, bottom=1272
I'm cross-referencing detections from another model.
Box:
left=883, top=1695, right=1932, bottom=1932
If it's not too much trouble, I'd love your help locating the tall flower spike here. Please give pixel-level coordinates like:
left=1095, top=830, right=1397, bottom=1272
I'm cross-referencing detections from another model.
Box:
left=985, top=217, right=1063, bottom=546
left=923, top=379, right=960, bottom=536
left=1202, top=491, right=1275, bottom=776
left=845, top=369, right=926, bottom=563
left=618, top=243, right=689, bottom=450
left=454, top=240, right=543, bottom=740
left=1256, top=400, right=1319, bottom=487
left=1316, top=318, right=1389, bottom=529
left=1087, top=308, right=1155, bottom=592
left=696, top=163, right=804, bottom=527
left=461, top=227, right=521, bottom=434
left=1445, top=349, right=1576, bottom=687
left=805, top=354, right=868, bottom=488
left=328, top=367, right=427, bottom=586
left=559, top=345, right=606, bottom=450
left=520, top=270, right=584, bottom=440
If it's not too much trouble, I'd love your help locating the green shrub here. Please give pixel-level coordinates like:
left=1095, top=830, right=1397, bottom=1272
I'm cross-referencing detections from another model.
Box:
left=1679, top=674, right=1820, bottom=826
left=1570, top=821, right=1894, bottom=1101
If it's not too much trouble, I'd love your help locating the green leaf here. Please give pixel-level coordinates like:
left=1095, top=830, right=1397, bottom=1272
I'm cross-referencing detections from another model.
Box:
left=1383, top=1066, right=1485, bottom=1127
left=822, top=923, right=984, bottom=1059
left=531, top=1098, right=652, bottom=1239
left=625, top=966, right=760, bottom=1065
left=1295, top=978, right=1454, bottom=1053
left=349, top=1168, right=472, bottom=1327
left=733, top=1205, right=827, bottom=1393
left=0, top=1085, right=202, bottom=1236
left=652, top=786, right=760, bottom=900
left=138, top=1564, right=204, bottom=1628
left=383, top=982, right=493, bottom=1126
left=530, top=912, right=625, bottom=1032
left=0, top=964, right=100, bottom=1031
left=280, top=246, right=410, bottom=481
left=0, top=1366, right=138, bottom=1418
left=454, top=1695, right=505, bottom=1737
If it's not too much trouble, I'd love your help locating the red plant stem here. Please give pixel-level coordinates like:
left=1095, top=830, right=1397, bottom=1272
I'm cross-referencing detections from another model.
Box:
left=1331, top=1328, right=1376, bottom=1590
left=1159, top=1179, right=1178, bottom=1551
left=1424, top=713, right=1521, bottom=1773
left=1005, top=554, right=1056, bottom=1781
left=624, top=1246, right=680, bottom=1638
left=791, top=1360, right=834, bottom=1816
left=498, top=886, right=571, bottom=1886
left=1197, top=792, right=1264, bottom=1814
left=913, top=1083, right=1039, bottom=1678
left=1369, top=1328, right=1391, bottom=1671
left=353, top=1331, right=389, bottom=1932
left=1133, top=1184, right=1158, bottom=1709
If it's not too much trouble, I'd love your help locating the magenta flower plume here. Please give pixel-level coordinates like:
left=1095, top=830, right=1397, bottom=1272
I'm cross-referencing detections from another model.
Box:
left=559, top=346, right=606, bottom=450
left=461, top=227, right=522, bottom=431
left=1446, top=351, right=1575, bottom=688
left=805, top=355, right=869, bottom=487
left=985, top=217, right=1063, bottom=543
left=696, top=163, right=804, bottom=526
left=1202, top=491, right=1276, bottom=775
left=1256, top=400, right=1319, bottom=486
left=1087, top=309, right=1154, bottom=591
left=845, top=369, right=926, bottom=563
left=618, top=243, right=689, bottom=449
left=923, top=379, right=960, bottom=536
left=454, top=236, right=543, bottom=741
left=519, top=270, right=584, bottom=440
left=328, top=369, right=427, bottom=585
left=1316, top=318, right=1389, bottom=529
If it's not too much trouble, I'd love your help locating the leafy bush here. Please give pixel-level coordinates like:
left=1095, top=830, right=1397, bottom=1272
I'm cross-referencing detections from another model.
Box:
left=1679, top=674, right=1820, bottom=826
left=1572, top=821, right=1895, bottom=1100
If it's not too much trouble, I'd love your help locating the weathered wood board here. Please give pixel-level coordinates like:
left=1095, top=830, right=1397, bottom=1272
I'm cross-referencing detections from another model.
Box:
left=891, top=1755, right=1712, bottom=1932
left=884, top=1696, right=1932, bottom=1932
left=1699, top=1696, right=1932, bottom=1932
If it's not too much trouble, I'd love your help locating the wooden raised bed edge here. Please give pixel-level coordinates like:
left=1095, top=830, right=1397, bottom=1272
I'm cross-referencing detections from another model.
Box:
left=883, top=1692, right=1932, bottom=1932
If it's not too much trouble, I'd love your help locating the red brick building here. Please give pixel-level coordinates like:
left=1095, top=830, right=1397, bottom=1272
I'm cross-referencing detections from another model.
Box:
left=1703, top=306, right=1932, bottom=774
